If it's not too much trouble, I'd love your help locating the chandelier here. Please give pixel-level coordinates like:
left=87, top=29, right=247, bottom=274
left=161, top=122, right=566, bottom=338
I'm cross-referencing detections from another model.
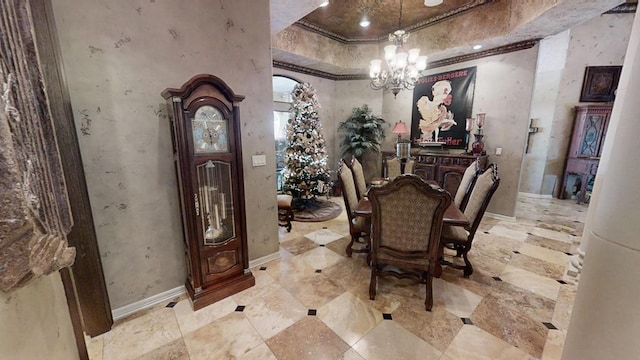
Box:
left=369, top=0, right=427, bottom=97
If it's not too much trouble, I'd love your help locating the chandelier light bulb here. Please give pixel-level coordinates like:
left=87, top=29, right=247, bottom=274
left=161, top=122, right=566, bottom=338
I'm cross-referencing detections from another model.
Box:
left=384, top=45, right=397, bottom=61
left=395, top=52, right=408, bottom=68
left=408, top=48, right=420, bottom=63
left=416, top=56, right=428, bottom=71
left=369, top=59, right=382, bottom=78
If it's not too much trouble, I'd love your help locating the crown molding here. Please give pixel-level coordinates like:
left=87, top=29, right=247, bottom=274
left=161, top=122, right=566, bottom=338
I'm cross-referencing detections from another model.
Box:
left=427, top=39, right=540, bottom=69
left=605, top=3, right=637, bottom=14
left=294, top=0, right=496, bottom=44
left=272, top=61, right=369, bottom=80
left=273, top=38, right=539, bottom=80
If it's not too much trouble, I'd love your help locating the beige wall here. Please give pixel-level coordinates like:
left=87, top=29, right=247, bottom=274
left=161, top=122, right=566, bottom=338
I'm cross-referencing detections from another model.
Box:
left=51, top=0, right=277, bottom=309
left=0, top=273, right=79, bottom=360
left=519, top=30, right=571, bottom=195
left=521, top=13, right=635, bottom=196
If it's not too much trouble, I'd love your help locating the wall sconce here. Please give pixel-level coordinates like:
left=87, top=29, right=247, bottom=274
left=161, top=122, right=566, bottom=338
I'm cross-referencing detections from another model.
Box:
left=392, top=120, right=411, bottom=159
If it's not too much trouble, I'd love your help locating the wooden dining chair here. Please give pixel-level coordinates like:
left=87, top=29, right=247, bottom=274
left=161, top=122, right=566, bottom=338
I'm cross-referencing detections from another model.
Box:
left=384, top=156, right=414, bottom=180
left=350, top=157, right=368, bottom=200
left=453, top=160, right=479, bottom=211
left=338, top=160, right=371, bottom=257
left=404, top=157, right=416, bottom=174
left=383, top=156, right=401, bottom=180
left=441, top=164, right=500, bottom=277
left=368, top=174, right=451, bottom=311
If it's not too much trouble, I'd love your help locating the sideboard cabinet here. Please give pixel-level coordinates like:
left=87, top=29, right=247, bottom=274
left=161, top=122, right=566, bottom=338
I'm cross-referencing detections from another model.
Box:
left=382, top=151, right=488, bottom=196
left=559, top=104, right=612, bottom=203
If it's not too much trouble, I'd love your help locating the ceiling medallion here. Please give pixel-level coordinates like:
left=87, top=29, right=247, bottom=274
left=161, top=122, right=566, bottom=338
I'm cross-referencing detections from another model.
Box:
left=369, top=0, right=429, bottom=97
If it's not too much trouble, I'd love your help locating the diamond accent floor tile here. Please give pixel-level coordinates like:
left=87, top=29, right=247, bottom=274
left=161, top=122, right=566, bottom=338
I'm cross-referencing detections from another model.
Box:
left=304, top=228, right=344, bottom=245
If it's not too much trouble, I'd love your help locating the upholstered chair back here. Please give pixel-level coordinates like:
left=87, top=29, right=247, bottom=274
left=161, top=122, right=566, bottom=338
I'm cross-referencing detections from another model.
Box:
left=369, top=174, right=451, bottom=261
left=404, top=158, right=416, bottom=174
left=454, top=160, right=478, bottom=209
left=384, top=157, right=402, bottom=180
left=463, top=164, right=500, bottom=237
left=338, top=160, right=359, bottom=219
left=350, top=157, right=367, bottom=200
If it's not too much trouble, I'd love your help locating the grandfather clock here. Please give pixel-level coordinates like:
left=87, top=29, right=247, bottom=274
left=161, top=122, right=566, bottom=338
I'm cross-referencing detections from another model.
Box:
left=162, top=74, right=254, bottom=310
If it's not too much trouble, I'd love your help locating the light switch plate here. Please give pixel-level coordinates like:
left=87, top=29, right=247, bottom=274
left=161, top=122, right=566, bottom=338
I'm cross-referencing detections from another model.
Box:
left=496, top=147, right=502, bottom=155
left=252, top=154, right=266, bottom=167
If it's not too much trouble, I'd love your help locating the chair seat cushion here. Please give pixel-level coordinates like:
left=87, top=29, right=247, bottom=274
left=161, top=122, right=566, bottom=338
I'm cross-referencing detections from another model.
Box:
left=441, top=225, right=469, bottom=242
left=277, top=194, right=293, bottom=209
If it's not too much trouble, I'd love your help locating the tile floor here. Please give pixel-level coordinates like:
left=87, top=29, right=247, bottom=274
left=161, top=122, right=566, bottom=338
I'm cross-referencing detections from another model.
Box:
left=86, top=195, right=586, bottom=360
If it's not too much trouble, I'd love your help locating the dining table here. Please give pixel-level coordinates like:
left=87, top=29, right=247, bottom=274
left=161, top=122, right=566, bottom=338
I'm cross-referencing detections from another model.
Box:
left=355, top=179, right=470, bottom=227
left=354, top=197, right=469, bottom=227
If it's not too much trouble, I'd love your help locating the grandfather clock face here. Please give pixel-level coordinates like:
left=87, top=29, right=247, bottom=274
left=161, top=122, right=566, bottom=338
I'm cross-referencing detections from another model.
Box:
left=191, top=105, right=229, bottom=153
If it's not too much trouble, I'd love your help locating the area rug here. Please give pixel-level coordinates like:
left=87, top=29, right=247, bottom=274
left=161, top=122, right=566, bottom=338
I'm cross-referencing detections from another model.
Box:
left=292, top=198, right=343, bottom=222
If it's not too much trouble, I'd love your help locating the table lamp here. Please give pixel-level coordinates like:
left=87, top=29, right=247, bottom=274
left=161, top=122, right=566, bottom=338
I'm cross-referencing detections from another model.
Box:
left=392, top=121, right=411, bottom=159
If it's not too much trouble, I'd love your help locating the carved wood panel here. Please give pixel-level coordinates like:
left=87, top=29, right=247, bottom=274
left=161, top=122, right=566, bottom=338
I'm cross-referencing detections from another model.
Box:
left=0, top=0, right=75, bottom=292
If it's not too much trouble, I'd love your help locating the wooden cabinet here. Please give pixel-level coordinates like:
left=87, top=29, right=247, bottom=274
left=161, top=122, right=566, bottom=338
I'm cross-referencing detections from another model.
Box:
left=559, top=104, right=612, bottom=203
left=383, top=151, right=488, bottom=196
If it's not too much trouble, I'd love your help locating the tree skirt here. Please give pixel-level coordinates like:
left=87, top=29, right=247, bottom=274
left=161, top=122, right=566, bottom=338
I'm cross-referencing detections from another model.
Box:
left=292, top=198, right=343, bottom=222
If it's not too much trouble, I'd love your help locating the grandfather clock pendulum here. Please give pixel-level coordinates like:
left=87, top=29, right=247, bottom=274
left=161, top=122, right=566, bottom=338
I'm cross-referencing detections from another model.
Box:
left=162, top=74, right=254, bottom=310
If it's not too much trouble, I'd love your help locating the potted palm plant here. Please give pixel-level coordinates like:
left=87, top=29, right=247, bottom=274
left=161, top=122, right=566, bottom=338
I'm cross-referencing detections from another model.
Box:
left=338, top=104, right=386, bottom=158
left=338, top=105, right=387, bottom=182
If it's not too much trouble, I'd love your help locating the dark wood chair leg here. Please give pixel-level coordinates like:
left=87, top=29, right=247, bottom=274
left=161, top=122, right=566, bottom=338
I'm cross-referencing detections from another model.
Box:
left=369, top=264, right=377, bottom=300
left=345, top=234, right=356, bottom=257
left=462, top=251, right=474, bottom=278
left=425, top=273, right=434, bottom=311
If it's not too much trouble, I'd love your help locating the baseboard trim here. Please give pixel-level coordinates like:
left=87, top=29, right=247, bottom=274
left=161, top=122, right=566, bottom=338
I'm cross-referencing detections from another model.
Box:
left=249, top=251, right=281, bottom=269
left=112, top=285, right=186, bottom=321
left=111, top=252, right=281, bottom=320
left=519, top=192, right=553, bottom=199
left=485, top=212, right=517, bottom=222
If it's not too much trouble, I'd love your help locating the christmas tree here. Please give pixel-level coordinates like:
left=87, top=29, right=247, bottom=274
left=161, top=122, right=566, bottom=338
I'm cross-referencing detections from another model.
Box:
left=282, top=82, right=331, bottom=200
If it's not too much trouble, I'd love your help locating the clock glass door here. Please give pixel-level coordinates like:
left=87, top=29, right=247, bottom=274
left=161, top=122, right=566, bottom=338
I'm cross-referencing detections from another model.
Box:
left=196, top=160, right=235, bottom=245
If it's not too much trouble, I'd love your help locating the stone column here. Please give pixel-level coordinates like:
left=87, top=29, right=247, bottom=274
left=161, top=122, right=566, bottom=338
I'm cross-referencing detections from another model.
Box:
left=562, top=12, right=640, bottom=360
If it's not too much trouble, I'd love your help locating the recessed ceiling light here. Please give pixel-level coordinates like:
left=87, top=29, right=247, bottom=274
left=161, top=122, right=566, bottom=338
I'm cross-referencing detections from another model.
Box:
left=424, top=0, right=444, bottom=6
left=360, top=12, right=370, bottom=28
left=319, top=1, right=329, bottom=7
left=473, top=44, right=483, bottom=50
